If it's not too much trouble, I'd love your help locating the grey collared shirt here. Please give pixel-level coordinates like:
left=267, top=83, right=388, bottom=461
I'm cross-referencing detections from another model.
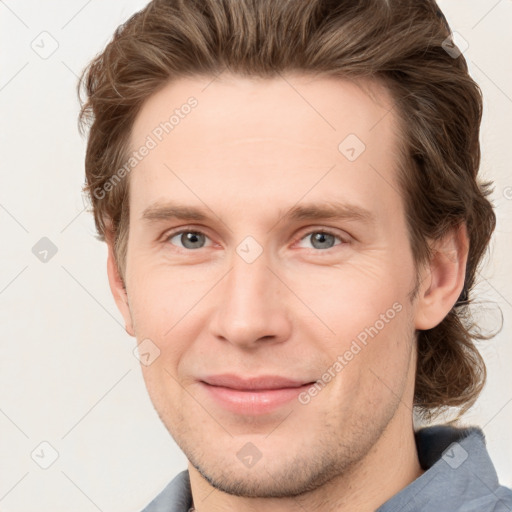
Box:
left=141, top=425, right=512, bottom=512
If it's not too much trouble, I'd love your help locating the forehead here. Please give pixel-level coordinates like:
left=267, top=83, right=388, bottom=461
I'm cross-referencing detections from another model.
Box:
left=127, top=73, right=402, bottom=219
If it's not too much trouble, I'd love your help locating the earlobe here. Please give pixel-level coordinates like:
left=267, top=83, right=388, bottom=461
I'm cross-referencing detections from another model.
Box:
left=106, top=237, right=135, bottom=337
left=414, top=224, right=469, bottom=331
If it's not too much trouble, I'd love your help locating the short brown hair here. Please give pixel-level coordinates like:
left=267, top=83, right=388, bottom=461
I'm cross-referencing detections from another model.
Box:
left=77, top=0, right=496, bottom=421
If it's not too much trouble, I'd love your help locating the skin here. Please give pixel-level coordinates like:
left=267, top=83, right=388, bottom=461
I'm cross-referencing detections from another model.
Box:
left=106, top=72, right=468, bottom=511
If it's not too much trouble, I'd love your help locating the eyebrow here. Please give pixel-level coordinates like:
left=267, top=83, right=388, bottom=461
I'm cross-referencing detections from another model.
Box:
left=140, top=200, right=375, bottom=225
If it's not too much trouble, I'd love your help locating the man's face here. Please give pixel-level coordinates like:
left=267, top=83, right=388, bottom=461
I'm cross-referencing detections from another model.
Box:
left=115, top=73, right=422, bottom=496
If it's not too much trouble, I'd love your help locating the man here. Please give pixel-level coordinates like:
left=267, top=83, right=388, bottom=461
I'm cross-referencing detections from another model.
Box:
left=77, top=0, right=512, bottom=510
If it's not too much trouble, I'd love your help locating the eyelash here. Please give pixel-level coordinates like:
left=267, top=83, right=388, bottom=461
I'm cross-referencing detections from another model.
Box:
left=162, top=226, right=349, bottom=253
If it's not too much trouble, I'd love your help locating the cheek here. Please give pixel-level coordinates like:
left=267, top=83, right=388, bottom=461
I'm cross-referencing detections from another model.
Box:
left=289, top=255, right=410, bottom=337
left=127, top=260, right=203, bottom=334
left=293, top=255, right=415, bottom=393
left=318, top=301, right=414, bottom=419
left=127, top=264, right=216, bottom=388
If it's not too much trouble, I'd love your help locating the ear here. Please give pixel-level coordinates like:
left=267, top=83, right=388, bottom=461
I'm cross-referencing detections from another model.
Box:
left=414, top=223, right=469, bottom=330
left=105, top=231, right=135, bottom=337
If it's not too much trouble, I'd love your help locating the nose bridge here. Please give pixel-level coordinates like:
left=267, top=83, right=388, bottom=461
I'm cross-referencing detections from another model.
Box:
left=229, top=246, right=272, bottom=309
left=210, top=240, right=290, bottom=346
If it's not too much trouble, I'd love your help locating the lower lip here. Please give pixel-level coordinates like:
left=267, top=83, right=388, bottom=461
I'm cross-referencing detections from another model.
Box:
left=199, top=382, right=313, bottom=415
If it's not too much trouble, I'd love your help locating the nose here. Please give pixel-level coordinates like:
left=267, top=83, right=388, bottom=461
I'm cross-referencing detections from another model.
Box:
left=208, top=245, right=292, bottom=349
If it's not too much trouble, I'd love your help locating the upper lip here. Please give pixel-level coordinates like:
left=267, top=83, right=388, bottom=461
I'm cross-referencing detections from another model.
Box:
left=201, top=374, right=314, bottom=390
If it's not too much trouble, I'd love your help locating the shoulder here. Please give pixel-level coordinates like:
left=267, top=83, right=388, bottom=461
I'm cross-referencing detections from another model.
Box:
left=378, top=424, right=512, bottom=512
left=140, top=470, right=192, bottom=512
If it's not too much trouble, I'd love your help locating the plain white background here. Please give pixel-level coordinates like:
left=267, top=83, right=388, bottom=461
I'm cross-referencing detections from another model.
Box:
left=0, top=1, right=511, bottom=510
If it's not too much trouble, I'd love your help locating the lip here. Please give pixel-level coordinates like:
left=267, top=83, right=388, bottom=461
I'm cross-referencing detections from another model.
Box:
left=199, top=374, right=315, bottom=415
left=202, top=374, right=311, bottom=390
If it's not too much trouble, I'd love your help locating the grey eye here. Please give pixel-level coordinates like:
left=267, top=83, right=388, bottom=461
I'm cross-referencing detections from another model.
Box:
left=296, top=231, right=342, bottom=250
left=309, top=232, right=337, bottom=250
left=169, top=231, right=208, bottom=250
